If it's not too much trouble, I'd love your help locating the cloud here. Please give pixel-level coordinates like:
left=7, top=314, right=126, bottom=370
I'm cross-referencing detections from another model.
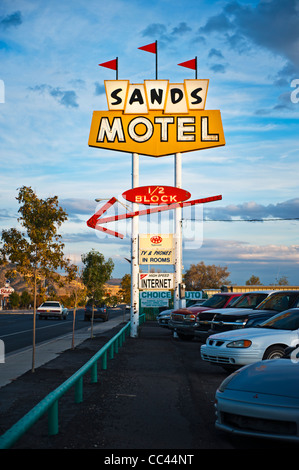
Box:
left=94, top=82, right=106, bottom=96
left=141, top=23, right=167, bottom=37
left=0, top=11, right=22, bottom=29
left=208, top=48, right=224, bottom=60
left=0, top=209, right=16, bottom=220
left=205, top=198, right=299, bottom=221
left=199, top=0, right=299, bottom=72
left=183, top=238, right=299, bottom=284
left=29, top=84, right=79, bottom=108
left=140, top=21, right=192, bottom=45
left=198, top=239, right=299, bottom=263
left=61, top=198, right=96, bottom=216
left=171, top=22, right=192, bottom=36
left=255, top=90, right=299, bottom=114
left=199, top=12, right=233, bottom=34
left=209, top=64, right=226, bottom=74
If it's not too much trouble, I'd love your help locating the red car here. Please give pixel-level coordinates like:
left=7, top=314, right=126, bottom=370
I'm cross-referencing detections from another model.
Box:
left=168, top=293, right=243, bottom=340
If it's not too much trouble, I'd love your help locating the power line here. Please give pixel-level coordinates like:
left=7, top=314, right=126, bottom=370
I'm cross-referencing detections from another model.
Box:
left=182, top=217, right=299, bottom=222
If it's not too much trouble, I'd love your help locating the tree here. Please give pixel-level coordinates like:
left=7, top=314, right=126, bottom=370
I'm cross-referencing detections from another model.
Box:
left=67, top=264, right=87, bottom=349
left=245, top=275, right=262, bottom=286
left=0, top=186, right=72, bottom=372
left=120, top=273, right=131, bottom=304
left=20, top=290, right=33, bottom=308
left=82, top=249, right=114, bottom=338
left=276, top=276, right=289, bottom=286
left=9, top=291, right=20, bottom=309
left=184, top=261, right=230, bottom=291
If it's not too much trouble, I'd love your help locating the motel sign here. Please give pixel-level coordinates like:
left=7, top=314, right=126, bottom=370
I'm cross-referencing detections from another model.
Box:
left=89, top=79, right=225, bottom=157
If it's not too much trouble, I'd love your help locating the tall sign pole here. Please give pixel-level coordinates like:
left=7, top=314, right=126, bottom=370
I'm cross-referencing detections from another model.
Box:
left=174, top=153, right=183, bottom=310
left=89, top=56, right=226, bottom=338
left=131, top=153, right=139, bottom=337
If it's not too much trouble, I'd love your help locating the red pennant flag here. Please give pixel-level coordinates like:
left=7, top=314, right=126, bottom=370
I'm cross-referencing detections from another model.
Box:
left=138, top=42, right=157, bottom=54
left=178, top=58, right=196, bottom=70
left=99, top=58, right=117, bottom=70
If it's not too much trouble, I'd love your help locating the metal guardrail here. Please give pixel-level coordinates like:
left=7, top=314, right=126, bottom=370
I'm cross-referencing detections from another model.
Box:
left=0, top=315, right=145, bottom=449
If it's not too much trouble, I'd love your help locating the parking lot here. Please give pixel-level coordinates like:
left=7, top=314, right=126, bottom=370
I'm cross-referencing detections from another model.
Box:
left=2, top=321, right=297, bottom=450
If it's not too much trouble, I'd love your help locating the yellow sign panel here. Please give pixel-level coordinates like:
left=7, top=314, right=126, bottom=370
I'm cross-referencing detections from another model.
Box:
left=88, top=109, right=225, bottom=157
left=139, top=234, right=174, bottom=264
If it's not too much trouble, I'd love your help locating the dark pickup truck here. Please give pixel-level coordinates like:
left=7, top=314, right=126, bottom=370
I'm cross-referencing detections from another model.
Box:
left=209, top=290, right=299, bottom=335
left=195, top=290, right=273, bottom=340
left=169, top=292, right=243, bottom=340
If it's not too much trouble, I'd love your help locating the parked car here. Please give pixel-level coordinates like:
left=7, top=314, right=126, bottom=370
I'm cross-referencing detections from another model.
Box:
left=201, top=308, right=299, bottom=370
left=210, top=290, right=299, bottom=335
left=157, top=309, right=172, bottom=328
left=157, top=300, right=209, bottom=329
left=168, top=293, right=243, bottom=340
left=37, top=301, right=68, bottom=320
left=194, top=291, right=274, bottom=340
left=215, top=349, right=299, bottom=442
left=84, top=302, right=108, bottom=321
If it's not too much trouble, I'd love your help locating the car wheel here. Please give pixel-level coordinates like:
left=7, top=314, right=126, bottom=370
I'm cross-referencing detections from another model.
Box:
left=263, top=345, right=286, bottom=360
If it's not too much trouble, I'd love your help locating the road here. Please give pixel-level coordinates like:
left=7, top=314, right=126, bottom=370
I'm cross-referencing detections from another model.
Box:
left=0, top=307, right=126, bottom=354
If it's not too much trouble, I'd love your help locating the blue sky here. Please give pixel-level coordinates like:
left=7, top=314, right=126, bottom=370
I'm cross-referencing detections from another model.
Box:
left=0, top=0, right=299, bottom=285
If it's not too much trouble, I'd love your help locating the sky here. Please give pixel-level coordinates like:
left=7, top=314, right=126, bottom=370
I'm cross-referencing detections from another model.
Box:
left=0, top=0, right=299, bottom=286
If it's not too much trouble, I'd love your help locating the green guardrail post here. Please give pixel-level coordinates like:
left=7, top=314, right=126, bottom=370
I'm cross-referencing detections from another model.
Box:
left=102, top=350, right=107, bottom=370
left=109, top=343, right=114, bottom=360
left=75, top=376, right=83, bottom=403
left=48, top=400, right=59, bottom=436
left=91, top=361, right=98, bottom=384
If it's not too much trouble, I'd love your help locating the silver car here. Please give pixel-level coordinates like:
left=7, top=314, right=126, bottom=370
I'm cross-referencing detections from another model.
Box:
left=215, top=351, right=299, bottom=442
left=156, top=309, right=172, bottom=328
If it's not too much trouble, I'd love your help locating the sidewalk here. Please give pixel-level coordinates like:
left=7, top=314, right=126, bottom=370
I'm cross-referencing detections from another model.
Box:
left=0, top=314, right=127, bottom=388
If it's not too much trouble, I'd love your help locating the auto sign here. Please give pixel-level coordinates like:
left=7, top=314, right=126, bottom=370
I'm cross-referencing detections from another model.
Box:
left=122, top=185, right=191, bottom=205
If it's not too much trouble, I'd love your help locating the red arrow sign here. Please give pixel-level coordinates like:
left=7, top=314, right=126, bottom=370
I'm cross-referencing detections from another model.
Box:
left=87, top=194, right=222, bottom=239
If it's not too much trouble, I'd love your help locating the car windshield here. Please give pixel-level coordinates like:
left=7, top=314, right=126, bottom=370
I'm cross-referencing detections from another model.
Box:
left=257, top=293, right=297, bottom=312
left=229, top=293, right=268, bottom=309
left=200, top=295, right=230, bottom=308
left=41, top=302, right=59, bottom=307
left=258, top=309, right=299, bottom=330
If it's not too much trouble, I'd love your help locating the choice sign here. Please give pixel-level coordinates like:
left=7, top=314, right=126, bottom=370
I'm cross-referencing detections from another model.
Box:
left=88, top=79, right=225, bottom=157
left=122, top=185, right=191, bottom=205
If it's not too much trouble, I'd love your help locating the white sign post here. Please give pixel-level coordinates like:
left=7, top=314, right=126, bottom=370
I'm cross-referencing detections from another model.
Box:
left=174, top=153, right=183, bottom=310
left=130, top=153, right=139, bottom=338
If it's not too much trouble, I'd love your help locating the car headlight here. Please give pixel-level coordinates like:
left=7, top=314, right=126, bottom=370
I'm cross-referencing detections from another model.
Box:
left=226, top=339, right=252, bottom=348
